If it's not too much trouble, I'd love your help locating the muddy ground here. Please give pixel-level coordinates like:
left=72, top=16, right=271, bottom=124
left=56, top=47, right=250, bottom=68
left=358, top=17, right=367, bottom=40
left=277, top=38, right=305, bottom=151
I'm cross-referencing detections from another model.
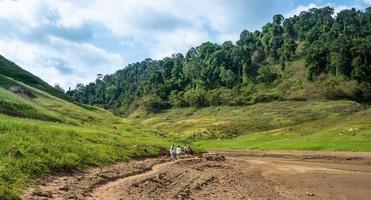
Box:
left=22, top=151, right=371, bottom=200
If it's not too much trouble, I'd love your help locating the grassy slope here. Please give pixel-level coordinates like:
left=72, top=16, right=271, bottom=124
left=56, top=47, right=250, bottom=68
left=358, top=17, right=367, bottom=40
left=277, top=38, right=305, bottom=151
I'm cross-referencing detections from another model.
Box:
left=0, top=55, right=70, bottom=101
left=0, top=76, right=172, bottom=199
left=128, top=100, right=371, bottom=152
left=194, top=106, right=371, bottom=151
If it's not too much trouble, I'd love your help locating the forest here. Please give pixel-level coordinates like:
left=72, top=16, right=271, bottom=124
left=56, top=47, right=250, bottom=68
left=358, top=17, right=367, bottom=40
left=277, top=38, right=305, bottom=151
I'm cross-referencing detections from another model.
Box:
left=67, top=7, right=371, bottom=114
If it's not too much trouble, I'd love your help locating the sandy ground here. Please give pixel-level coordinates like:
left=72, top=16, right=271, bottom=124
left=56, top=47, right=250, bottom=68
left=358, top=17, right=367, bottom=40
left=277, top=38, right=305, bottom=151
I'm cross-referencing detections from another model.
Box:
left=22, top=151, right=371, bottom=200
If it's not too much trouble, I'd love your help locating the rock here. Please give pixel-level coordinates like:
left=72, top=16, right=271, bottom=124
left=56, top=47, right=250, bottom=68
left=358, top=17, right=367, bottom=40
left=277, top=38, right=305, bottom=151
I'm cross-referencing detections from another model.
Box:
left=8, top=85, right=36, bottom=98
left=306, top=192, right=315, bottom=196
left=203, top=153, right=226, bottom=161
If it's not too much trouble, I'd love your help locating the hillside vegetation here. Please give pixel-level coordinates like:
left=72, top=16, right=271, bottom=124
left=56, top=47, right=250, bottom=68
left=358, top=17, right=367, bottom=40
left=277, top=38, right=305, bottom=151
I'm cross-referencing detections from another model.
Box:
left=128, top=100, right=362, bottom=139
left=0, top=56, right=70, bottom=102
left=194, top=106, right=371, bottom=152
left=127, top=99, right=371, bottom=151
left=0, top=69, right=172, bottom=199
left=0, top=5, right=370, bottom=200
left=67, top=7, right=370, bottom=114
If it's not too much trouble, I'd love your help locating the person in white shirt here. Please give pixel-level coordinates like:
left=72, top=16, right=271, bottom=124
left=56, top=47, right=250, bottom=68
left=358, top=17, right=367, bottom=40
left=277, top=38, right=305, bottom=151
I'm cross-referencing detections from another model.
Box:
left=170, top=144, right=176, bottom=160
left=176, top=145, right=182, bottom=158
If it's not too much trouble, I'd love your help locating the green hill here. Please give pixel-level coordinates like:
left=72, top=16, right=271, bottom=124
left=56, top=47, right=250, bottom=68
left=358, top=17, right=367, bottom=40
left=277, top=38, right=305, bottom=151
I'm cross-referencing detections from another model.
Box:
left=0, top=55, right=70, bottom=101
left=0, top=59, right=172, bottom=199
left=0, top=5, right=370, bottom=200
left=66, top=6, right=370, bottom=114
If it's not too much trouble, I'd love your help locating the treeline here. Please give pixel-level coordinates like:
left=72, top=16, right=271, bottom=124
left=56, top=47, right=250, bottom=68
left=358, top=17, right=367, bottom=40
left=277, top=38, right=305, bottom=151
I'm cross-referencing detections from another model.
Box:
left=67, top=7, right=371, bottom=113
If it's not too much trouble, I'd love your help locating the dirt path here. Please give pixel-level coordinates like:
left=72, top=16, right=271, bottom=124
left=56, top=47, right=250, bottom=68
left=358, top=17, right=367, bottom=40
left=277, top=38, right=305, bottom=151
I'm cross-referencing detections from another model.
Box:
left=22, top=151, right=371, bottom=200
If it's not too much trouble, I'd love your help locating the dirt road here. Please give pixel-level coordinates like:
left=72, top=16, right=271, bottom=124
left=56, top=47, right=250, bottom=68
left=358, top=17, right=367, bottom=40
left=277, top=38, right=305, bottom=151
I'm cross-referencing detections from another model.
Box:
left=22, top=151, right=371, bottom=200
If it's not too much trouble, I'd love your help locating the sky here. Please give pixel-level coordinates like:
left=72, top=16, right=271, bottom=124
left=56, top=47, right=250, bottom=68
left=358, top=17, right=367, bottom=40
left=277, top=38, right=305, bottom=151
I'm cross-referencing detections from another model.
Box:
left=0, top=0, right=370, bottom=89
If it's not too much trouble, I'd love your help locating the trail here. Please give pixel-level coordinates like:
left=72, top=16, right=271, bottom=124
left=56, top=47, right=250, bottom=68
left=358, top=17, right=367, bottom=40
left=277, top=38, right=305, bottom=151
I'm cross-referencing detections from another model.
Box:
left=22, top=151, right=371, bottom=200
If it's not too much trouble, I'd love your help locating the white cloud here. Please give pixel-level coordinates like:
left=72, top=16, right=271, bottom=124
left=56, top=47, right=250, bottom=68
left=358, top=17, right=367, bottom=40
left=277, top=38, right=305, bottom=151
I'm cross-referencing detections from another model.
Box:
left=284, top=2, right=366, bottom=18
left=0, top=0, right=369, bottom=90
left=150, top=29, right=210, bottom=59
left=0, top=38, right=123, bottom=89
left=360, top=0, right=371, bottom=5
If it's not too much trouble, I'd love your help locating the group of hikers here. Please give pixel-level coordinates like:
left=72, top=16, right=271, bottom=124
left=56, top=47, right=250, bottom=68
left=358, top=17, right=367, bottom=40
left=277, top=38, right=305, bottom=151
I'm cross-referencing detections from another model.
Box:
left=169, top=144, right=193, bottom=160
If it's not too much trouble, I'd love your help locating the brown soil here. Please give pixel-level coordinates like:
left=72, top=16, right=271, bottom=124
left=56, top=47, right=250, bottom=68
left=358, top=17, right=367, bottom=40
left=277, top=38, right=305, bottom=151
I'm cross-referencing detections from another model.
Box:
left=22, top=151, right=371, bottom=200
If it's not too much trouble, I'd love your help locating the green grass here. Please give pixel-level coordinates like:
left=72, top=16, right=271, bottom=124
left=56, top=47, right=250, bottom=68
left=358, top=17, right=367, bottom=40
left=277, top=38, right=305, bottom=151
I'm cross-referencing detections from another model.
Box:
left=0, top=55, right=70, bottom=101
left=194, top=107, right=371, bottom=151
left=128, top=99, right=371, bottom=152
left=128, top=100, right=363, bottom=140
left=0, top=76, right=173, bottom=199
left=1, top=55, right=370, bottom=199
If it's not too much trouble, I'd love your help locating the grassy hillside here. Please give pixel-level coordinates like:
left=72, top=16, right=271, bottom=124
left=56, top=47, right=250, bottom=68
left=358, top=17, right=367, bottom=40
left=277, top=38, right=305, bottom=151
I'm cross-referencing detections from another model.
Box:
left=0, top=76, right=172, bottom=199
left=127, top=100, right=371, bottom=152
left=195, top=106, right=371, bottom=151
left=0, top=55, right=70, bottom=101
left=128, top=100, right=362, bottom=139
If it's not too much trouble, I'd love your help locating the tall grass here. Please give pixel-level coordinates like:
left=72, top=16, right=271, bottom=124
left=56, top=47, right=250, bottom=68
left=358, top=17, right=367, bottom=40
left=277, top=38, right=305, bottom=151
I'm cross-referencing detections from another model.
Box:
left=0, top=77, right=173, bottom=199
left=0, top=114, right=171, bottom=199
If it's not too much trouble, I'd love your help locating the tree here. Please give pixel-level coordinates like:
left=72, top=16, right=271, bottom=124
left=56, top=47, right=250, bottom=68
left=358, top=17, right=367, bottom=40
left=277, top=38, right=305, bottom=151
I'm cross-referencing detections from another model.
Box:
left=141, top=94, right=169, bottom=112
left=305, top=40, right=329, bottom=80
left=54, top=84, right=65, bottom=93
left=278, top=39, right=297, bottom=64
left=350, top=36, right=371, bottom=82
left=66, top=6, right=371, bottom=113
left=257, top=66, right=278, bottom=84
left=273, top=14, right=284, bottom=25
left=183, top=89, right=207, bottom=107
left=220, top=68, right=237, bottom=88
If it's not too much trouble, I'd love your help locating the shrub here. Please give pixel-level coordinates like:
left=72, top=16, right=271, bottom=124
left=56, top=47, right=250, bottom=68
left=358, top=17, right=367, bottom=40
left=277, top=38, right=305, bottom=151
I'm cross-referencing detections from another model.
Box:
left=318, top=76, right=364, bottom=101
left=359, top=82, right=371, bottom=102
left=257, top=66, right=278, bottom=84
left=140, top=94, right=170, bottom=112
left=206, top=89, right=224, bottom=106
left=169, top=91, right=188, bottom=107
left=183, top=89, right=207, bottom=107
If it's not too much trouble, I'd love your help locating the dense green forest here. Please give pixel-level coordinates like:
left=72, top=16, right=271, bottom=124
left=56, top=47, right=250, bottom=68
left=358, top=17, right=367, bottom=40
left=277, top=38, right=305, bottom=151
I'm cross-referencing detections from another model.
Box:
left=67, top=7, right=371, bottom=114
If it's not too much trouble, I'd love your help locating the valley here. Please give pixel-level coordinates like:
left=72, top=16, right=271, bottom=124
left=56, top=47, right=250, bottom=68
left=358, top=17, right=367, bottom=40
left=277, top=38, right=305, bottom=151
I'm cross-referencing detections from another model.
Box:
left=0, top=3, right=370, bottom=199
left=22, top=151, right=371, bottom=200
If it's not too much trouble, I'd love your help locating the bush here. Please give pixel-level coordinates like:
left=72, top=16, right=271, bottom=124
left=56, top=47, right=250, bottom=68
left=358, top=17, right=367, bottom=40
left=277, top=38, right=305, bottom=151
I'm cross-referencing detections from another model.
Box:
left=205, top=88, right=250, bottom=106
left=257, top=66, right=278, bottom=84
left=206, top=89, right=224, bottom=106
left=318, top=76, right=364, bottom=101
left=169, top=91, right=188, bottom=107
left=359, top=82, right=371, bottom=102
left=183, top=89, right=207, bottom=107
left=140, top=94, right=170, bottom=112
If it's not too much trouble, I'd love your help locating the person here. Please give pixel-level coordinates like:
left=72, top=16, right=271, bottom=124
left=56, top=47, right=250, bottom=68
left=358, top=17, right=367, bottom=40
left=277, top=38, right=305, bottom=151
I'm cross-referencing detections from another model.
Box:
left=170, top=144, right=176, bottom=160
left=176, top=145, right=182, bottom=158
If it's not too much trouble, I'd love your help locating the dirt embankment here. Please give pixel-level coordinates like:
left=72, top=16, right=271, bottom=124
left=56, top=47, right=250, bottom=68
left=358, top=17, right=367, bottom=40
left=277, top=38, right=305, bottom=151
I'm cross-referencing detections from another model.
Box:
left=22, top=151, right=371, bottom=200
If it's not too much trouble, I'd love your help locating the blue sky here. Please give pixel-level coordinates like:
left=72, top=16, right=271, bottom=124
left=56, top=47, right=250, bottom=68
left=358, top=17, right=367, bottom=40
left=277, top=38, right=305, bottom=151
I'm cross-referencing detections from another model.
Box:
left=0, top=0, right=370, bottom=89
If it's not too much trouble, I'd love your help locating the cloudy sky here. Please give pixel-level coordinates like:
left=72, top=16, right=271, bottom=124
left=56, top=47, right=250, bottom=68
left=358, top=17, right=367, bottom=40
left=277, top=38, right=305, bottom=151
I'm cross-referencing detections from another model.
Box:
left=0, top=0, right=370, bottom=89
